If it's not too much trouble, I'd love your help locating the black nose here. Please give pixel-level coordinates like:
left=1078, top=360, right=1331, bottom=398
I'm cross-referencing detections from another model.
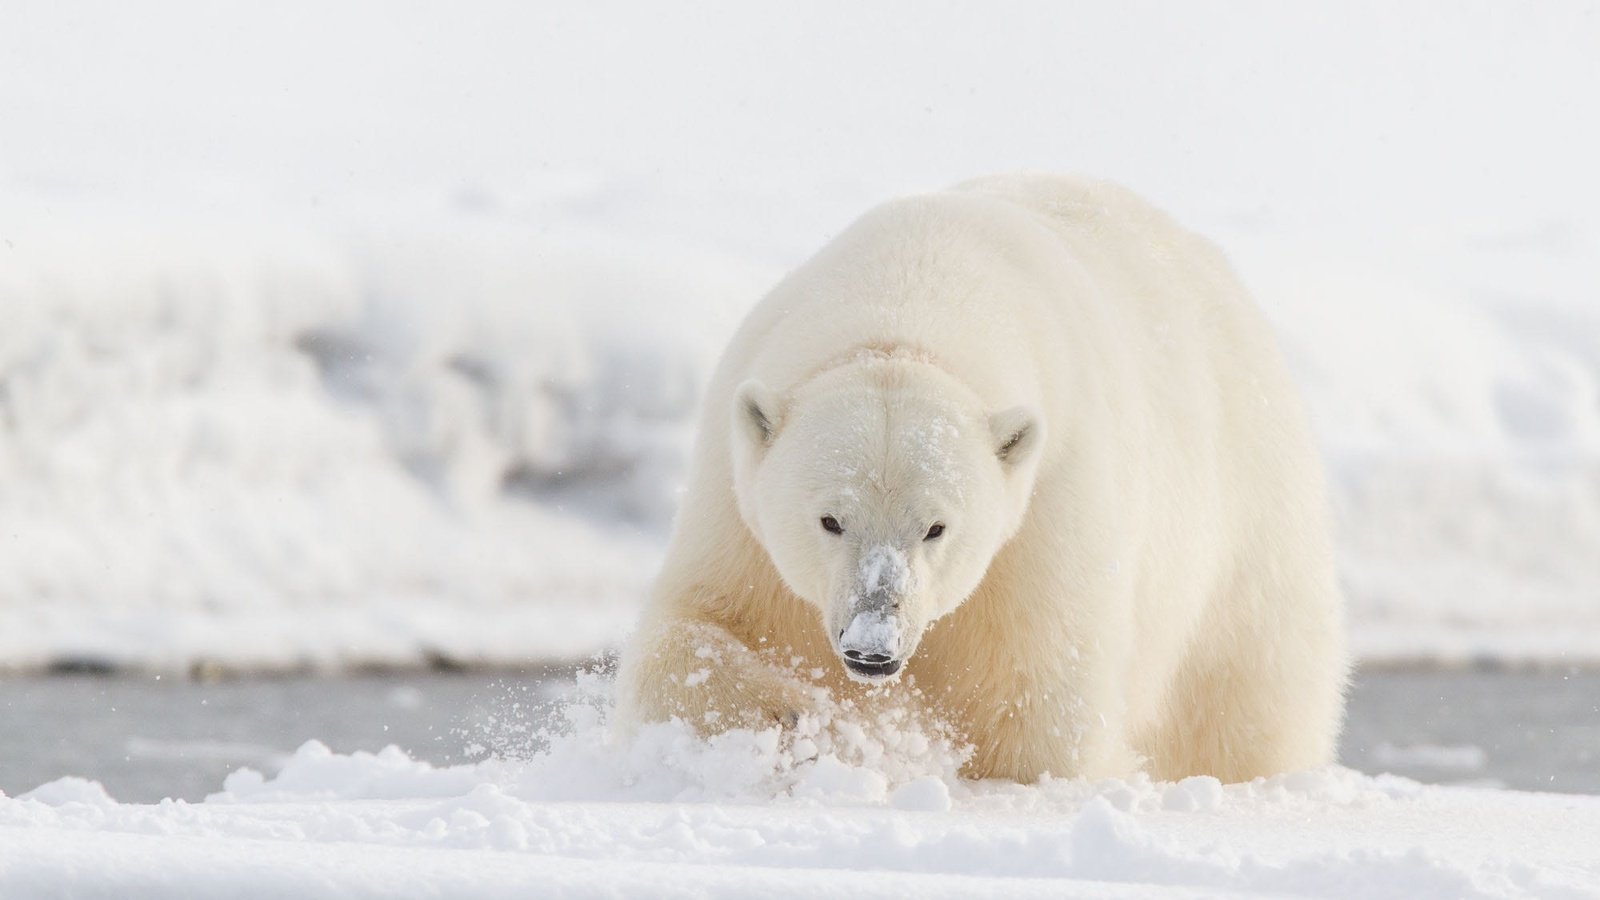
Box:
left=841, top=652, right=902, bottom=679
left=843, top=648, right=893, bottom=665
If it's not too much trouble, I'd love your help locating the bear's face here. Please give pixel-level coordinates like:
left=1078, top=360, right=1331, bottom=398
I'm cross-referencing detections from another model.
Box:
left=732, top=362, right=1044, bottom=684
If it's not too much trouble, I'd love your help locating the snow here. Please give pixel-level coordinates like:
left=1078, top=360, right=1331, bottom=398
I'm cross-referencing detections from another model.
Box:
left=0, top=198, right=760, bottom=671
left=3, top=697, right=1598, bottom=897
left=857, top=544, right=914, bottom=600
left=841, top=611, right=901, bottom=655
left=1229, top=229, right=1600, bottom=665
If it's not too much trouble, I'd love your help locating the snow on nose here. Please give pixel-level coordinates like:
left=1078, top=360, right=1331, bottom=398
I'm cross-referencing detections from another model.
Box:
left=857, top=544, right=912, bottom=599
left=838, top=543, right=912, bottom=664
left=839, top=608, right=902, bottom=659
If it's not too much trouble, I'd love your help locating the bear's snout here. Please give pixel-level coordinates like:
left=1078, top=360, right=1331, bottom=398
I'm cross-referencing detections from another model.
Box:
left=837, top=607, right=906, bottom=682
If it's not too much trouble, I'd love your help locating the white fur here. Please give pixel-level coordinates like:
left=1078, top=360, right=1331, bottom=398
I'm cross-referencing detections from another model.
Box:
left=619, top=174, right=1348, bottom=783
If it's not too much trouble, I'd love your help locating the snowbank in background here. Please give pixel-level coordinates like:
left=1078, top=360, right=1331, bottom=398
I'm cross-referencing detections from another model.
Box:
left=1230, top=226, right=1600, bottom=664
left=2, top=693, right=1597, bottom=897
left=0, top=190, right=767, bottom=671
left=2, top=180, right=1598, bottom=670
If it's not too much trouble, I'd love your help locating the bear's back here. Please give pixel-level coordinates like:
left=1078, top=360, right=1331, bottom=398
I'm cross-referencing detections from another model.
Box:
left=954, top=174, right=1259, bottom=335
left=955, top=174, right=1305, bottom=449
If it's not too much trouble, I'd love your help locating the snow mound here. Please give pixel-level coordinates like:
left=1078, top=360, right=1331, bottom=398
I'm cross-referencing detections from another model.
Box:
left=2, top=666, right=1595, bottom=894
left=0, top=194, right=770, bottom=672
left=6, top=718, right=1594, bottom=897
left=213, top=675, right=971, bottom=808
left=1231, top=227, right=1600, bottom=664
left=215, top=741, right=484, bottom=803
left=18, top=777, right=117, bottom=809
left=193, top=678, right=1426, bottom=821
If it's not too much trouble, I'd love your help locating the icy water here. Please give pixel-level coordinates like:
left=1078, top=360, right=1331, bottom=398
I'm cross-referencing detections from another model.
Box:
left=1, top=668, right=1596, bottom=802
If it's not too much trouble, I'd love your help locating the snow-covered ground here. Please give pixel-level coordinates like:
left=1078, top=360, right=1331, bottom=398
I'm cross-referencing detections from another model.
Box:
left=4, top=688, right=1599, bottom=898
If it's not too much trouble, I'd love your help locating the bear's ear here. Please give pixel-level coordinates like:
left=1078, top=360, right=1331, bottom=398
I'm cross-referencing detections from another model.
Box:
left=733, top=379, right=782, bottom=450
left=989, top=405, right=1043, bottom=468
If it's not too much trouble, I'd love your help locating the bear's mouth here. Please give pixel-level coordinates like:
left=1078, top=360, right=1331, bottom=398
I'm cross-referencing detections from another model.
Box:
left=840, top=649, right=903, bottom=681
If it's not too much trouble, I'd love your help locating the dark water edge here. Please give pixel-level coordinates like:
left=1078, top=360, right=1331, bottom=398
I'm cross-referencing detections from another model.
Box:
left=1, top=667, right=1596, bottom=803
left=1339, top=668, right=1600, bottom=794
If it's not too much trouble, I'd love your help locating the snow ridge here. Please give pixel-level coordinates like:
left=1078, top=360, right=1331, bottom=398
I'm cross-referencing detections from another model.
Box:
left=4, top=688, right=1598, bottom=897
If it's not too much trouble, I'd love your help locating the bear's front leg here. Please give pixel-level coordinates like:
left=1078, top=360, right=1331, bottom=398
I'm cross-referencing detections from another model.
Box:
left=953, top=681, right=1143, bottom=782
left=618, top=614, right=823, bottom=733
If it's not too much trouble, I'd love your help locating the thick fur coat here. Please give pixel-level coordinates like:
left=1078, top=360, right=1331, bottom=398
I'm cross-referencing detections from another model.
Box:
left=619, top=174, right=1347, bottom=783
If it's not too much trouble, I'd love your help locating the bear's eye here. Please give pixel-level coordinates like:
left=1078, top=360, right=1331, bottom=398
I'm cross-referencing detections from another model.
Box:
left=820, top=516, right=844, bottom=535
left=924, top=523, right=945, bottom=541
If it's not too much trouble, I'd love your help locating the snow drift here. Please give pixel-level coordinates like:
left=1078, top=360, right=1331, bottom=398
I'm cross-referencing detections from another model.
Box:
left=0, top=191, right=765, bottom=670
left=2, top=684, right=1597, bottom=897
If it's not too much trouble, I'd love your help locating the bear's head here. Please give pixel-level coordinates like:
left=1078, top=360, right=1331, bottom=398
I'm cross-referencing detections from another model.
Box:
left=731, top=357, right=1045, bottom=684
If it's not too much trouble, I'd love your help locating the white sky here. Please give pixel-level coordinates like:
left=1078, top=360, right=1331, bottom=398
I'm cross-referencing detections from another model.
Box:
left=2, top=1, right=1598, bottom=229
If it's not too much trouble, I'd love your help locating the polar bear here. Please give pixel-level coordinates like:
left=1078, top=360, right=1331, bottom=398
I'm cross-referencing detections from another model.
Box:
left=618, top=174, right=1347, bottom=783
